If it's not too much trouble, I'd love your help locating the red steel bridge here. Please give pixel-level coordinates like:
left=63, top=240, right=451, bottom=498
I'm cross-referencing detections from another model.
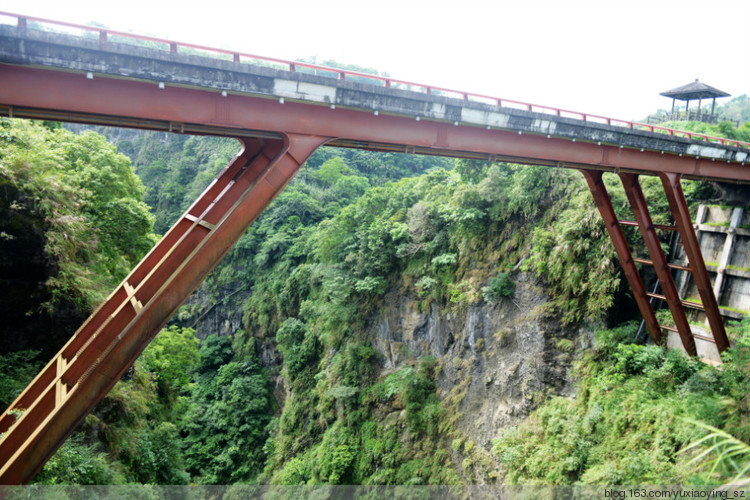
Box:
left=0, top=12, right=749, bottom=484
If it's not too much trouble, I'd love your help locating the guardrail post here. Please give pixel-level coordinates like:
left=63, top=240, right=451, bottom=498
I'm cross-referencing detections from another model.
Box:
left=99, top=31, right=107, bottom=43
left=17, top=17, right=27, bottom=29
left=169, top=42, right=177, bottom=54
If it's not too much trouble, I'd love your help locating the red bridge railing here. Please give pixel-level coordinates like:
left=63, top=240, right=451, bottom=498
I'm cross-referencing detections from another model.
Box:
left=1, top=11, right=749, bottom=150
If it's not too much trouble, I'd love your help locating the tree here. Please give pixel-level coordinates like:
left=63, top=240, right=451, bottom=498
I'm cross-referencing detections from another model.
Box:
left=138, top=325, right=200, bottom=399
left=0, top=119, right=156, bottom=312
left=182, top=336, right=273, bottom=484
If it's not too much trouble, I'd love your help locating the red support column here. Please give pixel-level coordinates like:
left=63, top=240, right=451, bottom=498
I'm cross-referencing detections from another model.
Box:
left=580, top=170, right=661, bottom=345
left=0, top=133, right=330, bottom=484
left=659, top=173, right=729, bottom=353
left=619, top=173, right=696, bottom=356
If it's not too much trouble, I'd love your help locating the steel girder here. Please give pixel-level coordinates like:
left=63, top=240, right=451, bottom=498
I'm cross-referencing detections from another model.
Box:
left=659, top=173, right=729, bottom=353
left=580, top=170, right=662, bottom=345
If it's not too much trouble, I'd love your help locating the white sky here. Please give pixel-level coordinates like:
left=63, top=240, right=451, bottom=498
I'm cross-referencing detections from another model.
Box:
left=2, top=0, right=749, bottom=121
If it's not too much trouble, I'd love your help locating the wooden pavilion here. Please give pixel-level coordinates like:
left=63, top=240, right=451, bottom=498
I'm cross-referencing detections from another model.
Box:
left=660, top=79, right=730, bottom=123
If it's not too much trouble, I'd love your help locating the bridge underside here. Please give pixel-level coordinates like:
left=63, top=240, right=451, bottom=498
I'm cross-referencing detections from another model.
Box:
left=0, top=46, right=747, bottom=483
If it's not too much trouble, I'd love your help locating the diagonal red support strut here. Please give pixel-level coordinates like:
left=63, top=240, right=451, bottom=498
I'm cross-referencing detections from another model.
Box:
left=580, top=170, right=662, bottom=345
left=659, top=173, right=729, bottom=353
left=0, top=132, right=330, bottom=484
left=619, top=173, right=696, bottom=356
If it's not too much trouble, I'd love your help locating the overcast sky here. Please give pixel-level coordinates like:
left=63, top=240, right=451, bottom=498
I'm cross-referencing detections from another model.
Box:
left=2, top=0, right=748, bottom=121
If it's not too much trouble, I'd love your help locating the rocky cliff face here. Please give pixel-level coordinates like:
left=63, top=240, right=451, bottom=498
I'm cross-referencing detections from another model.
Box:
left=179, top=285, right=246, bottom=342
left=180, top=268, right=589, bottom=481
left=371, top=272, right=589, bottom=454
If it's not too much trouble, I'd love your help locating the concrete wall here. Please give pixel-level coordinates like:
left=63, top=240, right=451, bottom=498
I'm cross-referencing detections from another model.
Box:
left=676, top=203, right=749, bottom=322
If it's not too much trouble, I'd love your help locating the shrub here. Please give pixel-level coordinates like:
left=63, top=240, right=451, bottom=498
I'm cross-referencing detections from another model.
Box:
left=482, top=273, right=514, bottom=303
left=275, top=318, right=318, bottom=378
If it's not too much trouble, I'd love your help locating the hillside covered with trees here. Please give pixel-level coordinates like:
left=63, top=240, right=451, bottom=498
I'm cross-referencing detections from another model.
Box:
left=1, top=96, right=749, bottom=487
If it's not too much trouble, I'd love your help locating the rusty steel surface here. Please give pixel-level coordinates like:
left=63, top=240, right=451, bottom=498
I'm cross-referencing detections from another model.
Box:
left=659, top=173, right=730, bottom=352
left=580, top=170, right=662, bottom=345
left=619, top=173, right=697, bottom=356
left=0, top=10, right=748, bottom=150
left=0, top=65, right=749, bottom=183
left=0, top=133, right=329, bottom=484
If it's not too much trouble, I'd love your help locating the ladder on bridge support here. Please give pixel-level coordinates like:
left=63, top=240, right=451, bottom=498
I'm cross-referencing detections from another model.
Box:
left=0, top=133, right=329, bottom=484
left=581, top=170, right=730, bottom=358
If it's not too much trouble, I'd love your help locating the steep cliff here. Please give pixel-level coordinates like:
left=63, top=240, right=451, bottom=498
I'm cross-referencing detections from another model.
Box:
left=372, top=272, right=585, bottom=449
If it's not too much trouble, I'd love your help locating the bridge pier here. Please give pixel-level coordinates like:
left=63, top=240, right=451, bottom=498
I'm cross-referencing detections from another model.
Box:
left=0, top=133, right=329, bottom=484
left=580, top=170, right=662, bottom=346
left=581, top=169, right=729, bottom=359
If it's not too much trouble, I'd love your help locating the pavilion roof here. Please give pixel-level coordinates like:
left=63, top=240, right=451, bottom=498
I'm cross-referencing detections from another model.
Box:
left=660, top=80, right=731, bottom=101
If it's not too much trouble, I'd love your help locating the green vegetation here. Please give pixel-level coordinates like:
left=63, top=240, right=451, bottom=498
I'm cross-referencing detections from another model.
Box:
left=1, top=115, right=748, bottom=486
left=182, top=335, right=273, bottom=483
left=482, top=273, right=515, bottom=303
left=658, top=119, right=750, bottom=144
left=680, top=420, right=750, bottom=485
left=0, top=119, right=156, bottom=311
left=719, top=305, right=749, bottom=315
left=493, top=319, right=750, bottom=485
left=0, top=351, right=43, bottom=410
left=715, top=95, right=750, bottom=124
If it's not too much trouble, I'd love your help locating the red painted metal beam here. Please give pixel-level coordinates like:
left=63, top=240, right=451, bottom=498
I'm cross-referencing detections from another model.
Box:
left=659, top=173, right=730, bottom=353
left=619, top=173, right=697, bottom=356
left=0, top=133, right=329, bottom=484
left=580, top=170, right=662, bottom=345
left=0, top=65, right=748, bottom=183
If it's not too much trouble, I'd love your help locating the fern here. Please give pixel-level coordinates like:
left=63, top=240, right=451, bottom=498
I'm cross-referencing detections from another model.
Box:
left=679, top=419, right=750, bottom=485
